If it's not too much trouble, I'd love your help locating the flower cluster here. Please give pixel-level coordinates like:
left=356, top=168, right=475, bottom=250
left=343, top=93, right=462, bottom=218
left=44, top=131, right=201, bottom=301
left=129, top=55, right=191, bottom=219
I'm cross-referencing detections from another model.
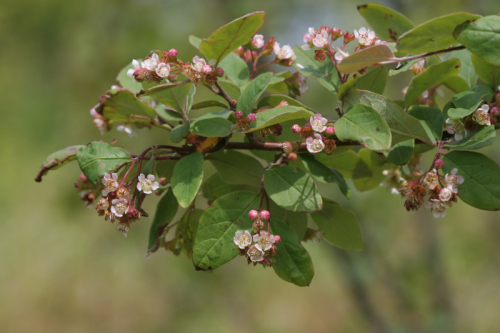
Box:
left=127, top=49, right=178, bottom=83
left=291, top=114, right=336, bottom=155
left=399, top=164, right=464, bottom=218
left=234, top=209, right=281, bottom=267
left=234, top=110, right=257, bottom=131
left=447, top=103, right=499, bottom=141
left=181, top=56, right=222, bottom=86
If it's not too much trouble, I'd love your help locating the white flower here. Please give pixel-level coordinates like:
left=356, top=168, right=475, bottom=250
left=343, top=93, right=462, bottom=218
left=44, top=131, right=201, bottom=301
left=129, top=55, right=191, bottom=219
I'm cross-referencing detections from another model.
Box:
left=253, top=230, right=275, bottom=252
left=425, top=199, right=449, bottom=218
left=446, top=118, right=467, bottom=141
left=298, top=74, right=308, bottom=95
left=334, top=48, right=349, bottom=63
left=306, top=133, right=325, bottom=153
left=445, top=168, right=464, bottom=193
left=247, top=245, right=265, bottom=262
left=233, top=230, right=252, bottom=249
left=102, top=173, right=119, bottom=197
left=354, top=27, right=377, bottom=46
left=274, top=42, right=296, bottom=60
left=127, top=59, right=141, bottom=77
left=313, top=30, right=329, bottom=48
left=252, top=34, right=265, bottom=48
left=310, top=113, right=328, bottom=133
left=117, top=124, right=136, bottom=137
left=155, top=63, right=171, bottom=78
left=142, top=53, right=159, bottom=70
left=136, top=174, right=159, bottom=194
left=474, top=104, right=491, bottom=126
left=191, top=56, right=207, bottom=72
left=96, top=197, right=110, bottom=211
left=423, top=169, right=439, bottom=190
left=439, top=187, right=453, bottom=202
left=111, top=198, right=129, bottom=217
left=303, top=27, right=315, bottom=44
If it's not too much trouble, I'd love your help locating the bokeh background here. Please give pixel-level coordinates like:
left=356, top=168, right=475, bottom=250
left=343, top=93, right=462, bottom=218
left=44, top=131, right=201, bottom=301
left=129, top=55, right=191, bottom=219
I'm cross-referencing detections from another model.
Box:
left=2, top=0, right=500, bottom=332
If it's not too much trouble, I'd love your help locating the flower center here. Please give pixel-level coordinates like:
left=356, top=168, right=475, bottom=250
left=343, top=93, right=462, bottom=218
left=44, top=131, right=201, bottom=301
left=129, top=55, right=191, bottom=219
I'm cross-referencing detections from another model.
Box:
left=238, top=234, right=251, bottom=247
left=115, top=202, right=128, bottom=215
left=257, top=235, right=271, bottom=251
left=141, top=179, right=153, bottom=192
left=248, top=247, right=263, bottom=261
left=105, top=179, right=118, bottom=192
left=311, top=119, right=323, bottom=130
left=312, top=139, right=323, bottom=150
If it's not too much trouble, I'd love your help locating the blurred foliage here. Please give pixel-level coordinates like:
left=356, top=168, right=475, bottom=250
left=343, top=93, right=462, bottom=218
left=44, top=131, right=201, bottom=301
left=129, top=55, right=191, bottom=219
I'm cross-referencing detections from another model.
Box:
left=2, top=0, right=500, bottom=332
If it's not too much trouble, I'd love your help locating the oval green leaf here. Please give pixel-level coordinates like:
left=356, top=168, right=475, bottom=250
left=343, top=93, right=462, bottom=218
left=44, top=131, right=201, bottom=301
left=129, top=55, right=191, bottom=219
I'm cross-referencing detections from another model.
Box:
left=471, top=53, right=500, bottom=88
left=35, top=145, right=85, bottom=182
left=338, top=67, right=387, bottom=99
left=243, top=105, right=314, bottom=133
left=337, top=44, right=395, bottom=74
left=237, top=72, right=273, bottom=116
left=408, top=106, right=444, bottom=140
left=148, top=188, right=178, bottom=251
left=293, top=46, right=341, bottom=92
left=454, top=16, right=500, bottom=66
left=357, top=3, right=414, bottom=41
left=171, top=151, right=204, bottom=208
left=207, top=150, right=264, bottom=186
left=386, top=139, right=414, bottom=165
left=218, top=52, right=250, bottom=87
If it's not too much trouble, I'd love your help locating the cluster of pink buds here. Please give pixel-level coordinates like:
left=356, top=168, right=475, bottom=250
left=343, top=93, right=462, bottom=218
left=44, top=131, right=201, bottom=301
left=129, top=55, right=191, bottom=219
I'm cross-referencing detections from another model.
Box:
left=292, top=114, right=336, bottom=154
left=234, top=110, right=257, bottom=131
left=127, top=49, right=179, bottom=83
left=233, top=209, right=281, bottom=267
left=399, top=161, right=464, bottom=217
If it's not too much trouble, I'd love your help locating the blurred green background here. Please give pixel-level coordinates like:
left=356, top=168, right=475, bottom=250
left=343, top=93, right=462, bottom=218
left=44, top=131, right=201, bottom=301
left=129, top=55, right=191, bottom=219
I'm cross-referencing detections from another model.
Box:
left=2, top=0, right=500, bottom=332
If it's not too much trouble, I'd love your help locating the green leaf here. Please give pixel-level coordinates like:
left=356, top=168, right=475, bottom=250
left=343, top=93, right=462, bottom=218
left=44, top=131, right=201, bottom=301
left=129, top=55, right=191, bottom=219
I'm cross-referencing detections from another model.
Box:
left=189, top=35, right=202, bottom=49
left=142, top=81, right=194, bottom=114
left=396, top=12, right=481, bottom=54
left=175, top=208, right=204, bottom=258
left=170, top=122, right=190, bottom=143
left=315, top=150, right=372, bottom=179
left=270, top=219, right=314, bottom=287
left=257, top=94, right=313, bottom=111
left=207, top=150, right=264, bottom=186
left=171, top=152, right=204, bottom=208
left=310, top=200, right=364, bottom=250
left=116, top=63, right=143, bottom=93
left=447, top=107, right=475, bottom=120
left=408, top=106, right=444, bottom=140
left=335, top=104, right=392, bottom=152
left=218, top=52, right=250, bottom=87
left=445, top=125, right=496, bottom=150
left=201, top=173, right=258, bottom=205
left=338, top=67, right=387, bottom=99
left=353, top=148, right=392, bottom=191
left=148, top=188, right=178, bottom=250
left=337, top=44, right=395, bottom=74
left=443, top=151, right=500, bottom=210
left=442, top=76, right=470, bottom=93
left=441, top=49, right=477, bottom=87
left=299, top=153, right=351, bottom=198
left=191, top=111, right=232, bottom=138
left=243, top=106, right=314, bottom=133
left=35, top=145, right=85, bottom=182
left=405, top=59, right=461, bottom=106
left=156, top=159, right=178, bottom=184
left=343, top=90, right=435, bottom=144
left=76, top=141, right=131, bottom=185
left=191, top=100, right=228, bottom=110
left=451, top=84, right=495, bottom=110
left=293, top=46, right=341, bottom=92
left=269, top=202, right=308, bottom=241
left=264, top=165, right=323, bottom=212
left=237, top=72, right=273, bottom=116
left=386, top=139, right=414, bottom=165
left=199, top=12, right=265, bottom=65
left=193, top=191, right=260, bottom=270
left=471, top=53, right=500, bottom=88
left=101, top=89, right=157, bottom=120
left=357, top=3, right=414, bottom=41
left=454, top=16, right=500, bottom=66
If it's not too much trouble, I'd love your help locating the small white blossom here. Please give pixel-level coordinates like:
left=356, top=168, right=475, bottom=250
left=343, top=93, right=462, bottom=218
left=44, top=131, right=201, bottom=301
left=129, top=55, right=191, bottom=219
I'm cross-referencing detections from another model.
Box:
left=234, top=230, right=252, bottom=249
left=111, top=198, right=129, bottom=217
left=334, top=48, right=349, bottom=63
left=253, top=230, right=275, bottom=252
left=274, top=42, right=296, bottom=60
left=155, top=63, right=171, bottom=78
left=423, top=169, right=439, bottom=190
left=102, top=173, right=119, bottom=197
left=127, top=59, right=141, bottom=78
left=117, top=124, right=136, bottom=137
left=96, top=197, right=110, bottom=211
left=142, top=54, right=159, bottom=70
left=303, top=27, right=315, bottom=44
left=136, top=174, right=159, bottom=194
left=117, top=222, right=130, bottom=238
left=354, top=27, right=377, bottom=46
left=474, top=104, right=491, bottom=126
left=425, top=199, right=449, bottom=218
left=446, top=118, right=467, bottom=141
left=310, top=113, right=328, bottom=133
left=306, top=133, right=325, bottom=153
left=439, top=187, right=453, bottom=202
left=247, top=245, right=265, bottom=262
left=445, top=168, right=464, bottom=193
left=313, top=30, right=329, bottom=48
left=252, top=34, right=265, bottom=48
left=191, top=56, right=207, bottom=72
left=298, top=74, right=308, bottom=95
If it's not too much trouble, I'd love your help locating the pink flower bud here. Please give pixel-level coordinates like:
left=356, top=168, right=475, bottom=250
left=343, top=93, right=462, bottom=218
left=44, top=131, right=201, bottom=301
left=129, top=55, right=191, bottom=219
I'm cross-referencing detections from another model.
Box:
left=282, top=141, right=293, bottom=154
left=490, top=116, right=497, bottom=125
left=235, top=110, right=243, bottom=119
left=292, top=124, right=302, bottom=134
left=325, top=126, right=335, bottom=135
left=259, top=210, right=271, bottom=221
left=274, top=235, right=281, bottom=244
left=331, top=28, right=342, bottom=40
left=169, top=49, right=178, bottom=58
left=202, top=65, right=212, bottom=74
left=271, top=124, right=283, bottom=136
left=344, top=32, right=355, bottom=43
left=491, top=107, right=499, bottom=116
left=435, top=159, right=444, bottom=168
left=288, top=152, right=297, bottom=161
left=160, top=177, right=167, bottom=185
left=248, top=210, right=259, bottom=220
left=247, top=113, right=257, bottom=122
left=215, top=68, right=224, bottom=77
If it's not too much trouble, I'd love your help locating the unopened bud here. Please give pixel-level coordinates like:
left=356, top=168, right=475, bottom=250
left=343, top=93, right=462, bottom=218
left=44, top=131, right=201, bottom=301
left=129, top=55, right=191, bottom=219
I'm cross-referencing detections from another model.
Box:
left=252, top=219, right=265, bottom=233
left=244, top=50, right=253, bottom=63
left=215, top=67, right=224, bottom=77
left=435, top=159, right=444, bottom=168
left=271, top=124, right=282, bottom=136
left=235, top=110, right=243, bottom=119
left=168, top=73, right=178, bottom=82
left=325, top=126, right=335, bottom=135
left=279, top=58, right=295, bottom=67
left=234, top=46, right=244, bottom=56
left=288, top=152, right=298, bottom=161
left=491, top=107, right=499, bottom=116
left=292, top=124, right=302, bottom=134
left=168, top=49, right=178, bottom=58
left=248, top=209, right=259, bottom=220
left=331, top=28, right=342, bottom=40
left=274, top=235, right=281, bottom=244
left=247, top=113, right=257, bottom=122
left=202, top=65, right=212, bottom=74
left=282, top=141, right=293, bottom=154
left=490, top=116, right=497, bottom=125
left=127, top=207, right=141, bottom=220
left=259, top=210, right=271, bottom=221
left=160, top=177, right=167, bottom=185
left=344, top=31, right=355, bottom=43
left=277, top=100, right=289, bottom=108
